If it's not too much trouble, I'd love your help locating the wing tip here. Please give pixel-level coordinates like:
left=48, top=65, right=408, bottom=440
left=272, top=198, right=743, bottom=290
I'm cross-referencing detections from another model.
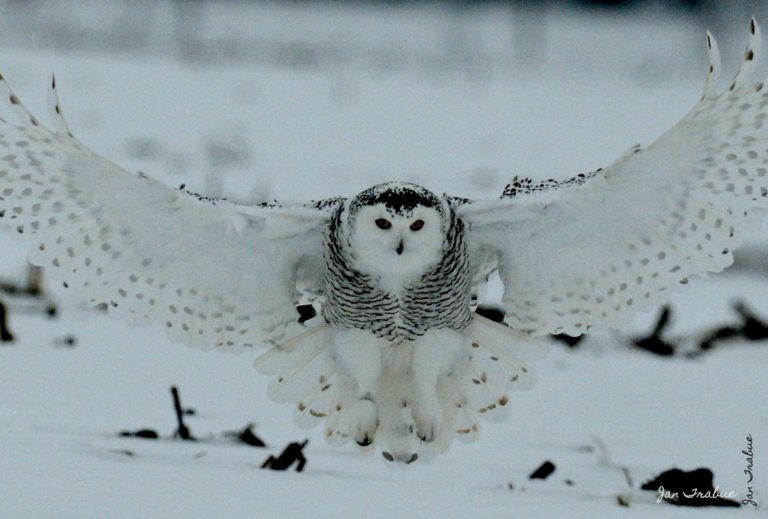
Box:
left=727, top=17, right=763, bottom=92
left=46, top=71, right=76, bottom=139
left=0, top=71, right=42, bottom=129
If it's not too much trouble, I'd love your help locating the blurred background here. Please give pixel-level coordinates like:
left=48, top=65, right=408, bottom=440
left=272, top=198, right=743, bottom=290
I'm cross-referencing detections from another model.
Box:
left=0, top=0, right=767, bottom=205
left=1, top=1, right=767, bottom=65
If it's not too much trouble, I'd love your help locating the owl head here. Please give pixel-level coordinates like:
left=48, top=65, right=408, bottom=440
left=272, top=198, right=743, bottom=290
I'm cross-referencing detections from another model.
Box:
left=345, top=182, right=449, bottom=285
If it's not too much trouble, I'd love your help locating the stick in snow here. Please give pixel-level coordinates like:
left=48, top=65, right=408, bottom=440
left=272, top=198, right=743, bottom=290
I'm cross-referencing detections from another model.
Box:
left=170, top=386, right=196, bottom=441
left=0, top=300, right=14, bottom=342
left=261, top=440, right=309, bottom=472
left=225, top=423, right=266, bottom=448
left=631, top=305, right=676, bottom=356
left=528, top=460, right=556, bottom=480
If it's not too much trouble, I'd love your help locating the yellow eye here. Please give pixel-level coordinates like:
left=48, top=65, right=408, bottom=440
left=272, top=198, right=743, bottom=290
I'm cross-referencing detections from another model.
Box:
left=410, top=219, right=424, bottom=231
left=375, top=218, right=392, bottom=230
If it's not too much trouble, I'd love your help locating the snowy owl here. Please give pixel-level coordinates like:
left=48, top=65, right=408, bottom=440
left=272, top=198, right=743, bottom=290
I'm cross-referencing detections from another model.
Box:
left=2, top=20, right=768, bottom=463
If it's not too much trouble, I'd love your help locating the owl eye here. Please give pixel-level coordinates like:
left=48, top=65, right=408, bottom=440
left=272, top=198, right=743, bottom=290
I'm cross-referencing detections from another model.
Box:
left=375, top=218, right=392, bottom=230
left=410, top=219, right=424, bottom=231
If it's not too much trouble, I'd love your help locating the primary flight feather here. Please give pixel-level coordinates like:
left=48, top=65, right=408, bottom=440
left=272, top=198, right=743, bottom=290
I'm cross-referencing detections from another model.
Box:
left=1, top=19, right=766, bottom=463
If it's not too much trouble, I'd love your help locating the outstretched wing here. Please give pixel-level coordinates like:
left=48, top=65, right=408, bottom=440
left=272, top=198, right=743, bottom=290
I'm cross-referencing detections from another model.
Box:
left=457, top=19, right=768, bottom=337
left=0, top=74, right=339, bottom=350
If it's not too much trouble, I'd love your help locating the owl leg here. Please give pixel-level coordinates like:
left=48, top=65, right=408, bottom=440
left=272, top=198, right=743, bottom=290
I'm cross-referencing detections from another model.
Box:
left=376, top=371, right=419, bottom=463
left=332, top=330, right=382, bottom=445
left=347, top=399, right=378, bottom=446
left=410, top=376, right=442, bottom=442
left=410, top=330, right=467, bottom=442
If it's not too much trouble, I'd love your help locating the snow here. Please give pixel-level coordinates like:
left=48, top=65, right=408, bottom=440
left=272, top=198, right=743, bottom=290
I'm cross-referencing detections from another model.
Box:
left=0, top=3, right=766, bottom=518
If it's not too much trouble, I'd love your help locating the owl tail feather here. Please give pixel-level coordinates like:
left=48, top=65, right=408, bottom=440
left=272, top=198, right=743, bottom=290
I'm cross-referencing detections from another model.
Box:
left=467, top=314, right=549, bottom=364
left=452, top=315, right=543, bottom=433
left=255, top=324, right=345, bottom=419
left=253, top=324, right=332, bottom=376
left=255, top=325, right=359, bottom=440
left=254, top=317, right=546, bottom=463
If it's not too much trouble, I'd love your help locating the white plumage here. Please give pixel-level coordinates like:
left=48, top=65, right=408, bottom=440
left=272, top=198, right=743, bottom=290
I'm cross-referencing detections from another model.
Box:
left=1, top=20, right=767, bottom=463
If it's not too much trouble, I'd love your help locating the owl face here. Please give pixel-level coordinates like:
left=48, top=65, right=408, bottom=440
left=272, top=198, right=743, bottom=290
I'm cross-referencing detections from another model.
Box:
left=347, top=183, right=447, bottom=285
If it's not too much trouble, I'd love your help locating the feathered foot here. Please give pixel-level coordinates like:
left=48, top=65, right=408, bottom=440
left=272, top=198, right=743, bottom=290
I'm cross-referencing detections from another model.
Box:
left=349, top=399, right=379, bottom=446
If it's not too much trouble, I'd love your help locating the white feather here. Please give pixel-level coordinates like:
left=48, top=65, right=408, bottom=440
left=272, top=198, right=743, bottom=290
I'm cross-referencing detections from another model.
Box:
left=460, top=21, right=768, bottom=337
left=702, top=31, right=722, bottom=99
left=730, top=18, right=761, bottom=90
left=0, top=72, right=334, bottom=351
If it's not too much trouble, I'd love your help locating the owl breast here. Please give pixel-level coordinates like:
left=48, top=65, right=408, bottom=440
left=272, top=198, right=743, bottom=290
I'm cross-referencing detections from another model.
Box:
left=321, top=209, right=472, bottom=343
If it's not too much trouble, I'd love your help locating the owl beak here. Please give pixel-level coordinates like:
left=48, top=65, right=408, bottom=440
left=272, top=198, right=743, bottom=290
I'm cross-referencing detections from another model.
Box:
left=395, top=239, right=404, bottom=255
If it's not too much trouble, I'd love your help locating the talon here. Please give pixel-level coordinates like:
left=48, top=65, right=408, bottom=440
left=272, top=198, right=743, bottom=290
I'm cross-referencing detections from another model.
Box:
left=406, top=453, right=419, bottom=464
left=412, top=400, right=442, bottom=442
left=350, top=399, right=378, bottom=447
left=382, top=451, right=394, bottom=462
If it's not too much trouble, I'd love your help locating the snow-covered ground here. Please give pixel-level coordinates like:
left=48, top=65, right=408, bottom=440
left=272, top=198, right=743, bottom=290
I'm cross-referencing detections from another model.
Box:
left=0, top=3, right=766, bottom=518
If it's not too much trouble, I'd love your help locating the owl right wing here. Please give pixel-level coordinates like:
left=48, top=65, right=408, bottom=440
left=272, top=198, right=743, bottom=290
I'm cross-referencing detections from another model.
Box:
left=455, top=20, right=768, bottom=337
left=0, top=73, right=340, bottom=350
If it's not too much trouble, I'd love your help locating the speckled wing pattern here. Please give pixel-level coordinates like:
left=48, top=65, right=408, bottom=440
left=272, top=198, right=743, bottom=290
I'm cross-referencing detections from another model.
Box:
left=458, top=19, right=768, bottom=337
left=0, top=75, right=338, bottom=350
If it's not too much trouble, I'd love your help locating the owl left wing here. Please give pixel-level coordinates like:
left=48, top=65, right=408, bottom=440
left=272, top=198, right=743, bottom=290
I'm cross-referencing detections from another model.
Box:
left=0, top=73, right=339, bottom=350
left=455, top=20, right=768, bottom=337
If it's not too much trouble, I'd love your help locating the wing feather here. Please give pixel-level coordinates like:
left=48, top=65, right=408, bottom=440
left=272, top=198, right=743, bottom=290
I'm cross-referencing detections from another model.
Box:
left=0, top=73, right=338, bottom=350
left=458, top=20, right=768, bottom=336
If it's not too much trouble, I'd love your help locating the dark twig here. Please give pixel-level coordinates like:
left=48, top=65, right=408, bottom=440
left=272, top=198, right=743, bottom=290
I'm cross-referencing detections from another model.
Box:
left=592, top=435, right=634, bottom=507
left=697, top=326, right=741, bottom=352
left=170, top=386, right=196, bottom=441
left=225, top=423, right=267, bottom=448
left=618, top=466, right=634, bottom=506
left=733, top=301, right=768, bottom=341
left=261, top=440, right=308, bottom=472
left=0, top=299, right=14, bottom=343
left=0, top=266, right=57, bottom=319
left=528, top=460, right=556, bottom=480
left=651, top=305, right=671, bottom=336
left=0, top=266, right=43, bottom=297
left=119, top=429, right=159, bottom=440
left=631, top=306, right=676, bottom=356
left=694, top=300, right=768, bottom=355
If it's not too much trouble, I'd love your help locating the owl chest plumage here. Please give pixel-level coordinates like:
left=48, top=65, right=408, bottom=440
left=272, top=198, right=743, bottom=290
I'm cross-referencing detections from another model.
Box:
left=321, top=209, right=472, bottom=343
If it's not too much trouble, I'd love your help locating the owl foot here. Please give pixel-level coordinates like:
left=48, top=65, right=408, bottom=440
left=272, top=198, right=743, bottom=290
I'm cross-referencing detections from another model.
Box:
left=411, top=398, right=443, bottom=442
left=350, top=399, right=378, bottom=447
left=382, top=451, right=418, bottom=464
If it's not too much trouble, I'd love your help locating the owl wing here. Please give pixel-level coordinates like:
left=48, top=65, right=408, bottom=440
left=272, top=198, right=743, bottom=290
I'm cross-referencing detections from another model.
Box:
left=455, top=20, right=768, bottom=337
left=0, top=73, right=339, bottom=350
